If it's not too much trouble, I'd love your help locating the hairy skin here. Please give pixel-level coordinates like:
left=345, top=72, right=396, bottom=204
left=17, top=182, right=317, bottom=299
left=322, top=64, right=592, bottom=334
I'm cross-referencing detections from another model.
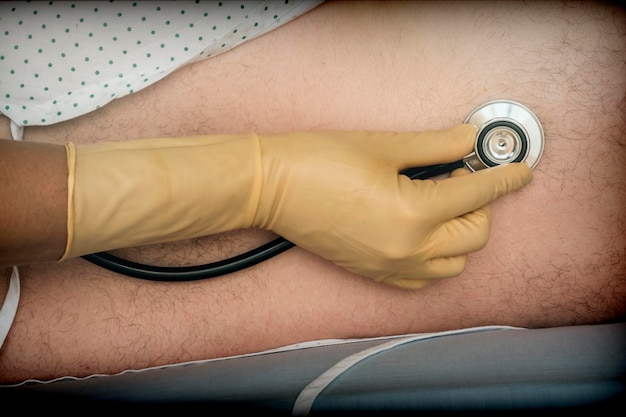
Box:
left=0, top=1, right=624, bottom=382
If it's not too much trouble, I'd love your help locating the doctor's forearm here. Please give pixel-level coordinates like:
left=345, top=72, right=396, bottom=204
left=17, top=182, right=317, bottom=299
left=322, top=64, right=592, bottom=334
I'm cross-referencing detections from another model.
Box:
left=0, top=139, right=68, bottom=267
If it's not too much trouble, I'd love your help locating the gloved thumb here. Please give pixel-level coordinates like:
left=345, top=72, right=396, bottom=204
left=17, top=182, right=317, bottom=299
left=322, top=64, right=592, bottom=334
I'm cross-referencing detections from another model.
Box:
left=385, top=124, right=478, bottom=170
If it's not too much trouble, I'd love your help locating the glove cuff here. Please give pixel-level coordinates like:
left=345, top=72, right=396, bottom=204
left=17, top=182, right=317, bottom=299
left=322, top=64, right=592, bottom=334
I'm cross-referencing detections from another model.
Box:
left=60, top=134, right=262, bottom=261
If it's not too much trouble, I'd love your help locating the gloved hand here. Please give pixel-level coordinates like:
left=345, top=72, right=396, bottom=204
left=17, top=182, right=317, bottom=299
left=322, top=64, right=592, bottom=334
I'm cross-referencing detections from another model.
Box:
left=62, top=125, right=532, bottom=288
left=252, top=125, right=532, bottom=288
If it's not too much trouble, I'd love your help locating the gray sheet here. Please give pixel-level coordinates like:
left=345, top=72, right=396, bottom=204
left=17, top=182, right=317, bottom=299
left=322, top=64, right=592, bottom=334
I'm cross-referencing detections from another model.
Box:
left=2, top=323, right=624, bottom=414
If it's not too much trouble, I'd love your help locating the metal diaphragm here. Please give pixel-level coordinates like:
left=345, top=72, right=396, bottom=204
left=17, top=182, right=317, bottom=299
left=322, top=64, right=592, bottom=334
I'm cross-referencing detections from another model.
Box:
left=463, top=99, right=544, bottom=172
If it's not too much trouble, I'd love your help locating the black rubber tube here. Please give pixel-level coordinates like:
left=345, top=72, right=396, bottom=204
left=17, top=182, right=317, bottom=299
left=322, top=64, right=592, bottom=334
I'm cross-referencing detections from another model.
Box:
left=82, top=237, right=295, bottom=281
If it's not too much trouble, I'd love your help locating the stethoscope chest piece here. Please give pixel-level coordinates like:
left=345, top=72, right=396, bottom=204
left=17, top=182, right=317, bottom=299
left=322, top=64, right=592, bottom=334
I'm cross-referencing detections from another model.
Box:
left=463, top=99, right=544, bottom=172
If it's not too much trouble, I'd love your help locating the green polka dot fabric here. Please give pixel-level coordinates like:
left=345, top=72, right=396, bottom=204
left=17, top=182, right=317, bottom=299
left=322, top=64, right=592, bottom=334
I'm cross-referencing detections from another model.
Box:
left=0, top=1, right=322, bottom=129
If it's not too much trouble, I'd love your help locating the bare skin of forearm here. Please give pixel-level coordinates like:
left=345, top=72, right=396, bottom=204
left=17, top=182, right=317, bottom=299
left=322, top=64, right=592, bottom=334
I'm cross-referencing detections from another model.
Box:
left=0, top=0, right=624, bottom=383
left=0, top=139, right=67, bottom=266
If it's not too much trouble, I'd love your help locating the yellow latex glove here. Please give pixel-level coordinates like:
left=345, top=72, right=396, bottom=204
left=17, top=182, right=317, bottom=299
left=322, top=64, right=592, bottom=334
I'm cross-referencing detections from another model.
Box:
left=62, top=134, right=264, bottom=260
left=62, top=125, right=532, bottom=289
left=252, top=125, right=532, bottom=288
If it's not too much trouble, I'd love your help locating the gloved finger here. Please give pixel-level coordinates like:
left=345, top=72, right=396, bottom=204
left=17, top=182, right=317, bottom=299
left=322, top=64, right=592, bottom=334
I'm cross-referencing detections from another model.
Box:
left=384, top=124, right=477, bottom=169
left=422, top=254, right=468, bottom=279
left=382, top=254, right=468, bottom=288
left=420, top=162, right=532, bottom=221
left=426, top=204, right=492, bottom=258
left=380, top=276, right=430, bottom=290
left=449, top=166, right=470, bottom=178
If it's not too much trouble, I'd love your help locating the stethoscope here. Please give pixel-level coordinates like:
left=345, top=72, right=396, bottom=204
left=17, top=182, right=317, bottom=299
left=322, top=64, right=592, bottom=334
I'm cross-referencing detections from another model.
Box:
left=82, top=99, right=544, bottom=281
